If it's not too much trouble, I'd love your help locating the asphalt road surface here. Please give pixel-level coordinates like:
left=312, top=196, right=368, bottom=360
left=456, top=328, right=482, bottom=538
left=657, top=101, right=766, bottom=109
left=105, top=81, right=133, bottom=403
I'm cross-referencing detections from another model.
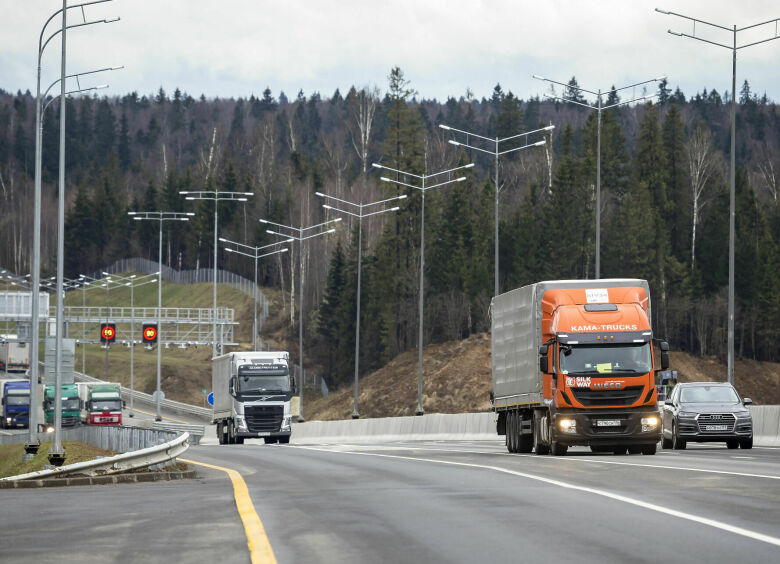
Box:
left=2, top=438, right=779, bottom=563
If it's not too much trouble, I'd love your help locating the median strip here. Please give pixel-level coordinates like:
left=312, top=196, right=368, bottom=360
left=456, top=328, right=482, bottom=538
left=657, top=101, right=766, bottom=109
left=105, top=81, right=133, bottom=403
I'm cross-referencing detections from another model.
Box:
left=181, top=458, right=277, bottom=564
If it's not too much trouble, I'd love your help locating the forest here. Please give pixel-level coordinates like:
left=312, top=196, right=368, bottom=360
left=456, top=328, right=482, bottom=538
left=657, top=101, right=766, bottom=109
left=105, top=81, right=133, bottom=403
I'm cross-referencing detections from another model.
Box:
left=1, top=68, right=779, bottom=390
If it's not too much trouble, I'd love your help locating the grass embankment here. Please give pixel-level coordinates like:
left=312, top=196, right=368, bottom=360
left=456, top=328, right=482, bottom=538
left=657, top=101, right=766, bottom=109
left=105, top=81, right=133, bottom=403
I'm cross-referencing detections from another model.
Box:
left=59, top=274, right=256, bottom=405
left=0, top=441, right=115, bottom=479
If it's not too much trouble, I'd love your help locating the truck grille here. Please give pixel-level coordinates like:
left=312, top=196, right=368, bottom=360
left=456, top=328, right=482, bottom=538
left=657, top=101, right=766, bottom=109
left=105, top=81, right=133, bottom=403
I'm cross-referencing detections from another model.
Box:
left=61, top=416, right=80, bottom=427
left=244, top=405, right=283, bottom=432
left=569, top=386, right=644, bottom=407
left=697, top=413, right=736, bottom=433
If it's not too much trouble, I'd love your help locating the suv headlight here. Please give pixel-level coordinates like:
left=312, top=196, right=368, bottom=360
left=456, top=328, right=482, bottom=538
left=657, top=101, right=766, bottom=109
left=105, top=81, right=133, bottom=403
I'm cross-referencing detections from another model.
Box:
left=678, top=411, right=697, bottom=418
left=735, top=410, right=752, bottom=419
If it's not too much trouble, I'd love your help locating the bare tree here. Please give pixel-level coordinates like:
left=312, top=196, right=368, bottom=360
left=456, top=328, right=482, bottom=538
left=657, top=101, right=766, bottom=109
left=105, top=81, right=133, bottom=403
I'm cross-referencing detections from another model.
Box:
left=756, top=144, right=778, bottom=204
left=347, top=86, right=379, bottom=175
left=686, top=124, right=718, bottom=270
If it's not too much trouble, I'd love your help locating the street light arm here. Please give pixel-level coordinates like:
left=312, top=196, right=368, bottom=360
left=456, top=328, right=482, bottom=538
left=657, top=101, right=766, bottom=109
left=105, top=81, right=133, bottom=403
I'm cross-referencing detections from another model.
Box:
left=655, top=8, right=733, bottom=32
left=448, top=141, right=496, bottom=156
left=371, top=163, right=424, bottom=180
left=543, top=93, right=597, bottom=110
left=422, top=177, right=468, bottom=191
left=611, top=77, right=666, bottom=94
left=669, top=31, right=733, bottom=50
left=258, top=248, right=289, bottom=259
left=424, top=162, right=475, bottom=179
left=300, top=217, right=342, bottom=232
left=315, top=191, right=361, bottom=208
left=497, top=124, right=555, bottom=144
left=737, top=16, right=780, bottom=32
left=738, top=35, right=780, bottom=50
left=42, top=85, right=107, bottom=115
left=322, top=205, right=361, bottom=218
left=362, top=194, right=408, bottom=208
left=380, top=177, right=422, bottom=191
left=300, top=229, right=337, bottom=242
left=533, top=74, right=599, bottom=96
left=361, top=206, right=400, bottom=219
left=497, top=140, right=546, bottom=156
left=439, top=124, right=496, bottom=144
left=41, top=17, right=120, bottom=57
left=601, top=94, right=657, bottom=111
left=39, top=0, right=115, bottom=55
left=259, top=218, right=298, bottom=232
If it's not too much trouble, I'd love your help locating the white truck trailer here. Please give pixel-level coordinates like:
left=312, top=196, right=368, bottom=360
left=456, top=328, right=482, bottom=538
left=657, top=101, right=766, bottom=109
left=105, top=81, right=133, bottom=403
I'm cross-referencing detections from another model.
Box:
left=212, top=351, right=293, bottom=445
left=0, top=339, right=30, bottom=373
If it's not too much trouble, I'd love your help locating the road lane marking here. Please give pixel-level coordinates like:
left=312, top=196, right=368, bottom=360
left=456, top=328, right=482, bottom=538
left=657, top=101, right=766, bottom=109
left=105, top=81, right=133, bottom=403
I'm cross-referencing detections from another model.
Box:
left=294, top=445, right=780, bottom=548
left=182, top=458, right=277, bottom=564
left=128, top=406, right=191, bottom=424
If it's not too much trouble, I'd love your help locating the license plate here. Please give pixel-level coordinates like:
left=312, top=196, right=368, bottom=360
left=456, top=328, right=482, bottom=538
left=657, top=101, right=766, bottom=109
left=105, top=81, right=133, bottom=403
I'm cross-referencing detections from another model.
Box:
left=257, top=432, right=270, bottom=437
left=704, top=425, right=728, bottom=431
left=596, top=420, right=621, bottom=427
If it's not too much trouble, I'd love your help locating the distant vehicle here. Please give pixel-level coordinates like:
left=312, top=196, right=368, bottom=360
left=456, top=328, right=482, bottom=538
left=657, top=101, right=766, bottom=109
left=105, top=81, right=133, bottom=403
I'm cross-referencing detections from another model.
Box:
left=661, top=382, right=753, bottom=450
left=44, top=384, right=81, bottom=427
left=77, top=382, right=123, bottom=425
left=491, top=279, right=667, bottom=456
left=1, top=379, right=30, bottom=428
left=212, top=351, right=293, bottom=445
left=0, top=340, right=30, bottom=373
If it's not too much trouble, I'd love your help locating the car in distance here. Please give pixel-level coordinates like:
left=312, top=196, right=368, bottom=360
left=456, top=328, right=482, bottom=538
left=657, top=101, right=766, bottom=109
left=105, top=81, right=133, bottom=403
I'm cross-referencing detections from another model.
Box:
left=661, top=382, right=753, bottom=450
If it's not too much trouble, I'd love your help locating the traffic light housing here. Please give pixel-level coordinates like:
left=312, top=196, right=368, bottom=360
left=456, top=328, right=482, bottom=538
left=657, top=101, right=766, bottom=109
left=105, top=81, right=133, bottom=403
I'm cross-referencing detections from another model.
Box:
left=100, top=323, right=116, bottom=344
left=142, top=323, right=158, bottom=345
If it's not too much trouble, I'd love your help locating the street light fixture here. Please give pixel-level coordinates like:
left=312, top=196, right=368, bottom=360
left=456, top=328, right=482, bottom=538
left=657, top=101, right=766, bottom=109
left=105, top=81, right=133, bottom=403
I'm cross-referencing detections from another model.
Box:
left=220, top=237, right=291, bottom=349
left=180, top=190, right=253, bottom=358
left=655, top=8, right=780, bottom=385
left=128, top=211, right=193, bottom=420
left=439, top=123, right=553, bottom=296
left=261, top=217, right=342, bottom=421
left=533, top=74, right=664, bottom=280
left=315, top=191, right=406, bottom=418
left=46, top=0, right=120, bottom=467
left=372, top=161, right=474, bottom=415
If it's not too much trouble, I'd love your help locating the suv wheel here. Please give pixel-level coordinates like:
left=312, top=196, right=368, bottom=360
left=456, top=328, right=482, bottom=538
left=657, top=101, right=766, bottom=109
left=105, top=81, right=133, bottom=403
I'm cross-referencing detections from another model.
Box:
left=740, top=437, right=753, bottom=449
left=726, top=439, right=739, bottom=449
left=672, top=422, right=686, bottom=450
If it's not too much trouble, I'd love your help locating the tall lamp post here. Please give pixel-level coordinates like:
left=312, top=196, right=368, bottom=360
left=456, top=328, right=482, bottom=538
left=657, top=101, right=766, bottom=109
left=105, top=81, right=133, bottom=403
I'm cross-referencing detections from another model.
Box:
left=180, top=190, right=252, bottom=358
left=439, top=123, right=553, bottom=296
left=654, top=8, right=780, bottom=385
left=128, top=211, right=193, bottom=420
left=124, top=273, right=158, bottom=418
left=532, top=74, right=664, bottom=279
left=31, top=0, right=119, bottom=464
left=261, top=217, right=342, bottom=421
left=372, top=162, right=474, bottom=415
left=219, top=238, right=291, bottom=349
left=315, top=191, right=406, bottom=419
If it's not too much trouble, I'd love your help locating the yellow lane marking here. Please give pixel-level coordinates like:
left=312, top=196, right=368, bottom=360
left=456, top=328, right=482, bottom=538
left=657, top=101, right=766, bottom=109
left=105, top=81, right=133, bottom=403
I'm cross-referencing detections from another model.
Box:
left=181, top=458, right=277, bottom=564
left=127, top=406, right=191, bottom=424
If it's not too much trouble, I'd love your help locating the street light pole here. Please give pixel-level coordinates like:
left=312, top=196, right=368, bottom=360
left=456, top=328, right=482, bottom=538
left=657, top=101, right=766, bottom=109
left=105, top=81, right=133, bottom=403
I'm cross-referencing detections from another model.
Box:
left=180, top=191, right=253, bottom=359
left=532, top=74, right=664, bottom=279
left=128, top=211, right=193, bottom=419
left=372, top=162, right=474, bottom=415
left=261, top=217, right=342, bottom=421
left=439, top=124, right=553, bottom=296
left=655, top=8, right=780, bottom=385
left=220, top=238, right=292, bottom=349
left=315, top=191, right=406, bottom=418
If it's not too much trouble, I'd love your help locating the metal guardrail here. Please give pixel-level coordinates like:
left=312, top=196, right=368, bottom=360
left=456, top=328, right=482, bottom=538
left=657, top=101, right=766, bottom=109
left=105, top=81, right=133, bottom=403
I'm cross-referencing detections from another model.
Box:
left=1, top=432, right=190, bottom=481
left=73, top=371, right=212, bottom=420
left=150, top=421, right=206, bottom=436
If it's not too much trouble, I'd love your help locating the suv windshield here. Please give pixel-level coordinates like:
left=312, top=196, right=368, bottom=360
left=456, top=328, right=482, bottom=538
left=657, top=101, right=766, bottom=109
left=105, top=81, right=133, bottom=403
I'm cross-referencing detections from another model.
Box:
left=561, top=342, right=652, bottom=375
left=680, top=386, right=739, bottom=403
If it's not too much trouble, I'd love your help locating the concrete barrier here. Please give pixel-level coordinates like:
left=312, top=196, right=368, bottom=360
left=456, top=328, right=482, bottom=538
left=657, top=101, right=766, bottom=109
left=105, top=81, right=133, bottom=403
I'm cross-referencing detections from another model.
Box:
left=293, top=407, right=780, bottom=447
left=291, top=412, right=498, bottom=444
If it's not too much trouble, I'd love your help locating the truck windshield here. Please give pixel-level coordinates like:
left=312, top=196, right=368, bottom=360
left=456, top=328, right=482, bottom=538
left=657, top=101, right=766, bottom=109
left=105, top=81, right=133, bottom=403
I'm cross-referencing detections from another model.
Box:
left=560, top=342, right=652, bottom=375
left=62, top=398, right=80, bottom=411
left=680, top=386, right=739, bottom=403
left=92, top=399, right=121, bottom=412
left=237, top=372, right=290, bottom=394
left=6, top=395, right=29, bottom=406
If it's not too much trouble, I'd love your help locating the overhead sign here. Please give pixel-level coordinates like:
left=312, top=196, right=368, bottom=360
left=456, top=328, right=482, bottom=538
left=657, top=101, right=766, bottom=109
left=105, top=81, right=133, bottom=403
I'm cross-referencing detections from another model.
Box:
left=100, top=323, right=116, bottom=344
left=142, top=323, right=158, bottom=344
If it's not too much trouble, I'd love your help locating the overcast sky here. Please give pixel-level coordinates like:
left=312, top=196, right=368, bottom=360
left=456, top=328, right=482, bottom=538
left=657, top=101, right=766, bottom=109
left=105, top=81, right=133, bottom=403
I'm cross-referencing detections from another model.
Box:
left=2, top=1, right=779, bottom=104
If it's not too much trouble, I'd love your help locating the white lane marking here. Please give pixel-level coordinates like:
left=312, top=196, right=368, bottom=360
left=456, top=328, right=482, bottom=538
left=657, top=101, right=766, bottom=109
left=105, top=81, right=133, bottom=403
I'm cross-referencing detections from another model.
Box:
left=731, top=456, right=755, bottom=460
left=333, top=444, right=780, bottom=481
left=293, top=445, right=780, bottom=548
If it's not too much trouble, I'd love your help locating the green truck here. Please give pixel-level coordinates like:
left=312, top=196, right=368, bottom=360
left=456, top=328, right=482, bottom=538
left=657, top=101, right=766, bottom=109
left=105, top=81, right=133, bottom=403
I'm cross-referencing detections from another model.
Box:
left=44, top=384, right=81, bottom=428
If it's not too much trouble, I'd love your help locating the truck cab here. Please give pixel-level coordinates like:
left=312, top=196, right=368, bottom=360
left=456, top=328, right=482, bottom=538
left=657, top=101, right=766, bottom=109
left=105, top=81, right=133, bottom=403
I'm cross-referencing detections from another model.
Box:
left=1, top=380, right=30, bottom=428
left=83, top=384, right=123, bottom=425
left=44, top=384, right=81, bottom=427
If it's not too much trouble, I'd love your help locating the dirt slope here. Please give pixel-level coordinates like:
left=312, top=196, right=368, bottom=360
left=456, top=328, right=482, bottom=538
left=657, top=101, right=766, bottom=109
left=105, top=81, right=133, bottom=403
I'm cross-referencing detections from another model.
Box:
left=304, top=334, right=780, bottom=421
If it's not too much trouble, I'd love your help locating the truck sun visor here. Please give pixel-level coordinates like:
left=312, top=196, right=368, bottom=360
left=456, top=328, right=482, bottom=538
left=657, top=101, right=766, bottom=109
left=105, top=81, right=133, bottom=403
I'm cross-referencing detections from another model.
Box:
left=557, top=330, right=653, bottom=344
left=583, top=304, right=618, bottom=312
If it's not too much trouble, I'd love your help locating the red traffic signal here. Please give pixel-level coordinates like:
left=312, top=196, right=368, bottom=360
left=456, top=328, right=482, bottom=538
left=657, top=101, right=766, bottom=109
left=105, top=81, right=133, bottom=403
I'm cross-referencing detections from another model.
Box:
left=100, top=323, right=116, bottom=343
left=142, top=323, right=158, bottom=344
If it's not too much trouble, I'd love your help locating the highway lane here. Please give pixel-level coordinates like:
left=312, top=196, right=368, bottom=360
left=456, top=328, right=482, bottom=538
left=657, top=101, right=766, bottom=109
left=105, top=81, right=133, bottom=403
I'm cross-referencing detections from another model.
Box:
left=182, top=439, right=780, bottom=563
left=2, top=438, right=779, bottom=563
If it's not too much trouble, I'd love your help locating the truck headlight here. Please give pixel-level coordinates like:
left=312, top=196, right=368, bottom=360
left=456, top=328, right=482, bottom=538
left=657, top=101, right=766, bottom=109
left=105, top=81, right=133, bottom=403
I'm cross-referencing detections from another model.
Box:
left=5, top=417, right=10, bottom=424
left=281, top=416, right=291, bottom=430
left=558, top=418, right=577, bottom=434
left=236, top=416, right=247, bottom=430
left=641, top=416, right=659, bottom=432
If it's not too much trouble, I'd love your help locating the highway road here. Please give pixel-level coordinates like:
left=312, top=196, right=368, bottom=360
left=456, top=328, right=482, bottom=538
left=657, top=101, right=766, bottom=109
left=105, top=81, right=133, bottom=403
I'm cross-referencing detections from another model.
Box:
left=2, top=436, right=779, bottom=563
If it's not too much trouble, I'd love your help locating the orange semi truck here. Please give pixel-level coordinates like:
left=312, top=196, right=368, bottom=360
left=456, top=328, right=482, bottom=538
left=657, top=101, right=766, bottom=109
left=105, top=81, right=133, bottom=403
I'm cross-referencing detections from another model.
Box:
left=491, top=279, right=668, bottom=456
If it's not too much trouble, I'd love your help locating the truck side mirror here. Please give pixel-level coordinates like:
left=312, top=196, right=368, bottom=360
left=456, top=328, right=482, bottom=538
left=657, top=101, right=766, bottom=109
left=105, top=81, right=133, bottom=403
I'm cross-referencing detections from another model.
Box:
left=229, top=376, right=236, bottom=396
left=538, top=344, right=549, bottom=374
left=657, top=341, right=670, bottom=370
left=291, top=377, right=298, bottom=395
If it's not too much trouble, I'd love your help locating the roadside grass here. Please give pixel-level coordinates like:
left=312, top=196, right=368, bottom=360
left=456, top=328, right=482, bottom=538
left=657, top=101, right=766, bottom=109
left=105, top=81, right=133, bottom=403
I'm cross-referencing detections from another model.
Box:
left=0, top=441, right=115, bottom=479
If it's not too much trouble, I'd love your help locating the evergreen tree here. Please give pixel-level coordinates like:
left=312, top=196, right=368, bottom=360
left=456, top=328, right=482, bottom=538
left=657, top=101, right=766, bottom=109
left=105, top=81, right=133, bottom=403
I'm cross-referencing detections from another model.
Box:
left=118, top=112, right=131, bottom=171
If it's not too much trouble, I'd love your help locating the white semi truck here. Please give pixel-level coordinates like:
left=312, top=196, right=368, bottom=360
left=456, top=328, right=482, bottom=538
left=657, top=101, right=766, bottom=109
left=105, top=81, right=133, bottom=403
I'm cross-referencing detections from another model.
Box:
left=212, top=351, right=293, bottom=445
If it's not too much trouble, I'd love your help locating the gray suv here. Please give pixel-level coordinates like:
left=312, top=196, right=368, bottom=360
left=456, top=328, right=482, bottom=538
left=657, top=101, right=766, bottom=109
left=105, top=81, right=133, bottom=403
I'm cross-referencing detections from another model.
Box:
left=661, top=382, right=753, bottom=450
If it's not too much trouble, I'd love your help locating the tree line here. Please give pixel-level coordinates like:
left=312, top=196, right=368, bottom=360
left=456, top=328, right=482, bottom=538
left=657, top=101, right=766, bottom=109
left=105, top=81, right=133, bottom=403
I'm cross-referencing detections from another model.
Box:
left=0, top=69, right=778, bottom=390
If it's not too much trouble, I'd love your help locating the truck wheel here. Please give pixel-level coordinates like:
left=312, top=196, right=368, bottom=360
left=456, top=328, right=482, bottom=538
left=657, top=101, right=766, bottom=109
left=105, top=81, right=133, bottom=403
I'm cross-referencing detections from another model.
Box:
left=641, top=444, right=657, bottom=455
left=217, top=422, right=224, bottom=445
left=235, top=437, right=244, bottom=445
left=227, top=422, right=236, bottom=444
left=507, top=411, right=517, bottom=453
left=672, top=422, right=686, bottom=450
left=740, top=437, right=753, bottom=449
left=279, top=436, right=290, bottom=444
left=550, top=441, right=568, bottom=456
left=726, top=439, right=739, bottom=449
left=661, top=435, right=672, bottom=449
left=518, top=412, right=533, bottom=453
left=264, top=437, right=276, bottom=444
left=627, top=446, right=642, bottom=455
left=612, top=447, right=628, bottom=455
left=533, top=411, right=550, bottom=455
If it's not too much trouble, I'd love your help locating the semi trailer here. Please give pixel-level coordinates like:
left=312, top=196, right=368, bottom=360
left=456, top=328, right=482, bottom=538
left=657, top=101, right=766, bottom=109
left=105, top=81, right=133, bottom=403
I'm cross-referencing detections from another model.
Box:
left=492, top=279, right=667, bottom=456
left=212, top=351, right=293, bottom=445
